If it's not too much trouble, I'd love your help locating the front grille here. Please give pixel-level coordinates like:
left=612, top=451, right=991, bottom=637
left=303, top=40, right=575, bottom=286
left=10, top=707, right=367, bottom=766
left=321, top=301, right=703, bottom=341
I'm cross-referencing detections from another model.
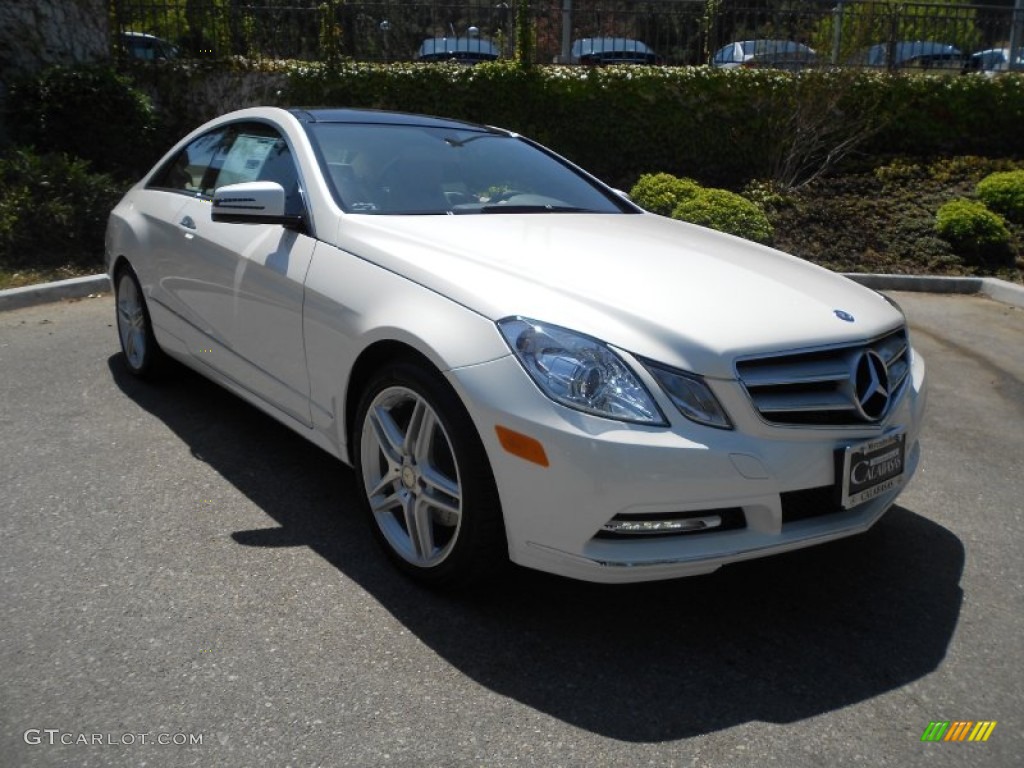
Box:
left=735, top=327, right=911, bottom=426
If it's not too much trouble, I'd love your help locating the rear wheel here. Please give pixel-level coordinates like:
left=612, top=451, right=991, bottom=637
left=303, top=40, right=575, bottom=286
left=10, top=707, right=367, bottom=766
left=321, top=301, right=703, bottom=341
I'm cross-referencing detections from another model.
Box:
left=115, top=264, right=165, bottom=378
left=353, top=361, right=506, bottom=588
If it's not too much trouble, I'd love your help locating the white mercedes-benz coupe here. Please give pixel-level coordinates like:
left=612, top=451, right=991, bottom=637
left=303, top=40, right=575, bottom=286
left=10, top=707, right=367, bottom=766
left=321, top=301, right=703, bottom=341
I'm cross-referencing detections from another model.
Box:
left=106, top=107, right=927, bottom=587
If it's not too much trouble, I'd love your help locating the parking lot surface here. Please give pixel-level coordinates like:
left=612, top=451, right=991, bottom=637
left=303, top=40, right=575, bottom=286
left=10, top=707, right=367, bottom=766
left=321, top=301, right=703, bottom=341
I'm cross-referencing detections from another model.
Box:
left=1, top=291, right=1021, bottom=767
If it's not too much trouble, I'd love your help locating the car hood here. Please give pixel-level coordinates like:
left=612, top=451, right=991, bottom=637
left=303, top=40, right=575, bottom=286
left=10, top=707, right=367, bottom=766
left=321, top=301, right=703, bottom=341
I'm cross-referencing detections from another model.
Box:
left=333, top=213, right=903, bottom=378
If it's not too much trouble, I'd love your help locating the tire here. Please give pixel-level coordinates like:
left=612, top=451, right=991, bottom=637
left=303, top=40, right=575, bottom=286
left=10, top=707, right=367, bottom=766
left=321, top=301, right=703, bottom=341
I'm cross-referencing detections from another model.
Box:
left=114, top=264, right=166, bottom=378
left=353, top=360, right=507, bottom=588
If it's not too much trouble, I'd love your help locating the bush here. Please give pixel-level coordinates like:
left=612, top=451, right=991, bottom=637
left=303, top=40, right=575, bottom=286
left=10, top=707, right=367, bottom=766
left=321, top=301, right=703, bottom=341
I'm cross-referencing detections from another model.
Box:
left=628, top=173, right=701, bottom=216
left=934, top=198, right=1011, bottom=264
left=120, top=59, right=1024, bottom=190
left=671, top=188, right=774, bottom=244
left=0, top=148, right=125, bottom=270
left=975, top=170, right=1024, bottom=225
left=6, top=65, right=159, bottom=179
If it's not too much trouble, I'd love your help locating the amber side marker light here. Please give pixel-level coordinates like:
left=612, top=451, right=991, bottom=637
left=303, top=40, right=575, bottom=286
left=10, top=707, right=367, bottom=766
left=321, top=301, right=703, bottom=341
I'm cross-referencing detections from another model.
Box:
left=495, top=426, right=550, bottom=467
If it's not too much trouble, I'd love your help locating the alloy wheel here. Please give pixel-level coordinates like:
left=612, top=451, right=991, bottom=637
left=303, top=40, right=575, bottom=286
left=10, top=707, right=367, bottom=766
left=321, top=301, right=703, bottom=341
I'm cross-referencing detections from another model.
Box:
left=116, top=271, right=148, bottom=371
left=359, top=385, right=463, bottom=568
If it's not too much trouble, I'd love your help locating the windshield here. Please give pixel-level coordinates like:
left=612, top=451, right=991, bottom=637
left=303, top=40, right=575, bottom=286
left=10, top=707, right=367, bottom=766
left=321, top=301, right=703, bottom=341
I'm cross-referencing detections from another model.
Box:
left=305, top=122, right=628, bottom=215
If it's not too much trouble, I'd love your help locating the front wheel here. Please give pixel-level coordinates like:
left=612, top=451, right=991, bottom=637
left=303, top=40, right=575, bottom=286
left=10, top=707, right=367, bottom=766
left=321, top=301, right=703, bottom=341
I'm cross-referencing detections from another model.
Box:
left=353, top=361, right=506, bottom=588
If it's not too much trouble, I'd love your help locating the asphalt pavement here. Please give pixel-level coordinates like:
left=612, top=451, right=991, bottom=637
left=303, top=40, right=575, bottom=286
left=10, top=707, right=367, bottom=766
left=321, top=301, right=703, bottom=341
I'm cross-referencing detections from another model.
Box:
left=1, top=290, right=1022, bottom=768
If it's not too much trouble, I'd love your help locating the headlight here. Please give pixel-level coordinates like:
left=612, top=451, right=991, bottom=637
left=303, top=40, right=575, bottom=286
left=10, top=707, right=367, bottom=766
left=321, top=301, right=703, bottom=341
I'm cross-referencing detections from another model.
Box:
left=498, top=317, right=666, bottom=425
left=642, top=361, right=733, bottom=429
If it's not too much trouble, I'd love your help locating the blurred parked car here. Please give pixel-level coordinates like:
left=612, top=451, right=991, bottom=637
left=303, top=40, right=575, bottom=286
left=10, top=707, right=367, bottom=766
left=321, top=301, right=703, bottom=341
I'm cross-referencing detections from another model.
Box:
left=120, top=31, right=179, bottom=61
left=965, top=47, right=1024, bottom=73
left=712, top=40, right=817, bottom=70
left=569, top=37, right=657, bottom=65
left=417, top=36, right=499, bottom=64
left=852, top=41, right=963, bottom=70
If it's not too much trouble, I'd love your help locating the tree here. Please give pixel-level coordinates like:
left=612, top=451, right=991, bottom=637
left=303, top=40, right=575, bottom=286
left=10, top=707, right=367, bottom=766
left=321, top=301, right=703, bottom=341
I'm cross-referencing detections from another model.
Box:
left=813, top=0, right=984, bottom=65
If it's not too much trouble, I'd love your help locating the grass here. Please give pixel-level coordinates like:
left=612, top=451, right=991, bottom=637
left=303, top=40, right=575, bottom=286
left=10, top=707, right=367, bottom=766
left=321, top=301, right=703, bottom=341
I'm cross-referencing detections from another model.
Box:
left=1, top=155, right=1022, bottom=292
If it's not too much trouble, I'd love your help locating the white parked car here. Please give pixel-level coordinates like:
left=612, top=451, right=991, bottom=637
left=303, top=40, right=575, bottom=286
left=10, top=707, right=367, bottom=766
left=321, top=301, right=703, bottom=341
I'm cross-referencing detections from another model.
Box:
left=106, top=107, right=927, bottom=587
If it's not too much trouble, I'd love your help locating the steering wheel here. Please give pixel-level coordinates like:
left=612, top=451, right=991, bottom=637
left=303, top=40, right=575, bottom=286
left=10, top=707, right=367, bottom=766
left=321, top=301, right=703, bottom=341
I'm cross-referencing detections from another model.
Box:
left=485, top=190, right=525, bottom=204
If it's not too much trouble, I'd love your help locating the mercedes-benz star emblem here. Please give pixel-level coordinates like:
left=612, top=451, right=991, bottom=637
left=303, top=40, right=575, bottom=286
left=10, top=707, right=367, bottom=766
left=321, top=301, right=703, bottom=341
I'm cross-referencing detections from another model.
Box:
left=853, top=350, right=890, bottom=421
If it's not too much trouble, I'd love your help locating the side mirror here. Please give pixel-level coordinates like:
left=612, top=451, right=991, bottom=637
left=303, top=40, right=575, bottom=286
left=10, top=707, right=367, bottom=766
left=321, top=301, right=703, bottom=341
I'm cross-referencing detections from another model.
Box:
left=212, top=182, right=305, bottom=231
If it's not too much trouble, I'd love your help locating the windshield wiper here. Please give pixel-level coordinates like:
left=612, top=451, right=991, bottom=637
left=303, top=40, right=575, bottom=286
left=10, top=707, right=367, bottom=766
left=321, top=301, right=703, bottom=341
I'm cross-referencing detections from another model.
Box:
left=477, top=204, right=597, bottom=214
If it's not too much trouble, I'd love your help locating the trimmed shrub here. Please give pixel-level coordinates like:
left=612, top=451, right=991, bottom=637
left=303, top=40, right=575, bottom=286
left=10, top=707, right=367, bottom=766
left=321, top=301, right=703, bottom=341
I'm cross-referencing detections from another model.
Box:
left=0, top=148, right=125, bottom=270
left=629, top=173, right=701, bottom=216
left=6, top=65, right=160, bottom=179
left=934, top=198, right=1011, bottom=264
left=671, top=188, right=774, bottom=244
left=122, top=60, right=1024, bottom=190
left=975, top=170, right=1024, bottom=224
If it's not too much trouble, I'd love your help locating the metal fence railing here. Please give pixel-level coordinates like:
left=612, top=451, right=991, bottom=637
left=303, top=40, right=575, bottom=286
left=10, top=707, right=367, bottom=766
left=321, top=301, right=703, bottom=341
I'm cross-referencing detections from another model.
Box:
left=111, top=1, right=1024, bottom=71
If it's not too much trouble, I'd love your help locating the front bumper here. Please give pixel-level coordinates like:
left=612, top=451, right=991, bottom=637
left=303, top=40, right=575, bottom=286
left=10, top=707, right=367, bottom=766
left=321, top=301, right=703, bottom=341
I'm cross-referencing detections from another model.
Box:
left=448, top=347, right=926, bottom=584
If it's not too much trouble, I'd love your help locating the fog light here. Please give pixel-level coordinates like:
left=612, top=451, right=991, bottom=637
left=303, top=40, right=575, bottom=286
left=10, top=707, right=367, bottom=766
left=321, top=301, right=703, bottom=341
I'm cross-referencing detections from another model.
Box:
left=597, top=508, right=746, bottom=538
left=602, top=515, right=722, bottom=535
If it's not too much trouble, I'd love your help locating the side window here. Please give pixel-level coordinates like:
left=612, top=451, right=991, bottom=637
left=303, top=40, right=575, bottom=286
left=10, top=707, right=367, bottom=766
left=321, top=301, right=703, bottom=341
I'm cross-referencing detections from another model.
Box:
left=149, top=122, right=304, bottom=216
left=211, top=123, right=304, bottom=217
left=149, top=128, right=230, bottom=196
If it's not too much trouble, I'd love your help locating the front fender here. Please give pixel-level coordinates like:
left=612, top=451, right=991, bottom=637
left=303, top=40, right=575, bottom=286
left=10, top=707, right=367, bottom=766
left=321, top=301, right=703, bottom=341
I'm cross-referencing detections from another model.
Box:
left=302, top=241, right=509, bottom=460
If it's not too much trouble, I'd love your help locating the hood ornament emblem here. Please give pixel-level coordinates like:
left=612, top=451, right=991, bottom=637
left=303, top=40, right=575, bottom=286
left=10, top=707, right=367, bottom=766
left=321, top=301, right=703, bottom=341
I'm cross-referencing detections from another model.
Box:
left=852, top=350, right=891, bottom=421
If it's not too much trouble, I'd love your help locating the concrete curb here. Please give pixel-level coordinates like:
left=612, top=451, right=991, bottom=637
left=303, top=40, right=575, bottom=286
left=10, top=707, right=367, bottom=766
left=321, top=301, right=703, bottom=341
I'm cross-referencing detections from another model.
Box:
left=0, top=272, right=1022, bottom=312
left=843, top=273, right=1024, bottom=308
left=0, top=274, right=111, bottom=312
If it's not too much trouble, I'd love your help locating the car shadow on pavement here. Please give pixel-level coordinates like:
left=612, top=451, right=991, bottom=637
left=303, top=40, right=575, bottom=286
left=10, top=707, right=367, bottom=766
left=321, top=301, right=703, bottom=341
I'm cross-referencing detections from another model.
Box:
left=110, top=355, right=964, bottom=742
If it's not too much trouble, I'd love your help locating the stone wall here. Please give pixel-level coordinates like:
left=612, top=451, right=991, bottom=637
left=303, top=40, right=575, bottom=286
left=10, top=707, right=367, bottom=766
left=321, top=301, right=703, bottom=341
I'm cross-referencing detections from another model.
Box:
left=0, top=0, right=109, bottom=80
left=0, top=0, right=109, bottom=138
left=130, top=64, right=291, bottom=139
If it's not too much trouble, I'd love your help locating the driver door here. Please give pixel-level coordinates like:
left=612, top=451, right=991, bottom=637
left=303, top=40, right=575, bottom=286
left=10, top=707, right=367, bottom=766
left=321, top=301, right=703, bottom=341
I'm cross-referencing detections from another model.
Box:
left=160, top=121, right=315, bottom=426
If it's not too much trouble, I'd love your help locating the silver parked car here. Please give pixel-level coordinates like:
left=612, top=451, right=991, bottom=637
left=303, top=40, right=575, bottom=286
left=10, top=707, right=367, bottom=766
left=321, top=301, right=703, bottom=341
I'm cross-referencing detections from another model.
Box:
left=417, top=36, right=499, bottom=64
left=966, top=47, right=1024, bottom=73
left=119, top=31, right=179, bottom=61
left=712, top=40, right=817, bottom=70
left=853, top=41, right=963, bottom=70
left=569, top=37, right=657, bottom=65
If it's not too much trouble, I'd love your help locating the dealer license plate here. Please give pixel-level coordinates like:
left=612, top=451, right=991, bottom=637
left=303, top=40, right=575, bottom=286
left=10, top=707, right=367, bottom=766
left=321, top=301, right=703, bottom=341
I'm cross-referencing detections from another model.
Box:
left=840, top=431, right=906, bottom=509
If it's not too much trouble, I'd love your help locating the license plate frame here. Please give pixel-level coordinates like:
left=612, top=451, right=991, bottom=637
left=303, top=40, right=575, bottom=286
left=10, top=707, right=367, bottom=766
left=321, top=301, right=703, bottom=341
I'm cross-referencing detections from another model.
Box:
left=839, top=431, right=907, bottom=509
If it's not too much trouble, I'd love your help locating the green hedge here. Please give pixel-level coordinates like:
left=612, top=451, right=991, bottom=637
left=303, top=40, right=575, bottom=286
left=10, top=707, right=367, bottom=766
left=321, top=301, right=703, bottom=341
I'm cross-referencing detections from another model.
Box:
left=6, top=65, right=160, bottom=180
left=285, top=64, right=1024, bottom=189
left=123, top=61, right=1024, bottom=189
left=0, top=148, right=125, bottom=269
